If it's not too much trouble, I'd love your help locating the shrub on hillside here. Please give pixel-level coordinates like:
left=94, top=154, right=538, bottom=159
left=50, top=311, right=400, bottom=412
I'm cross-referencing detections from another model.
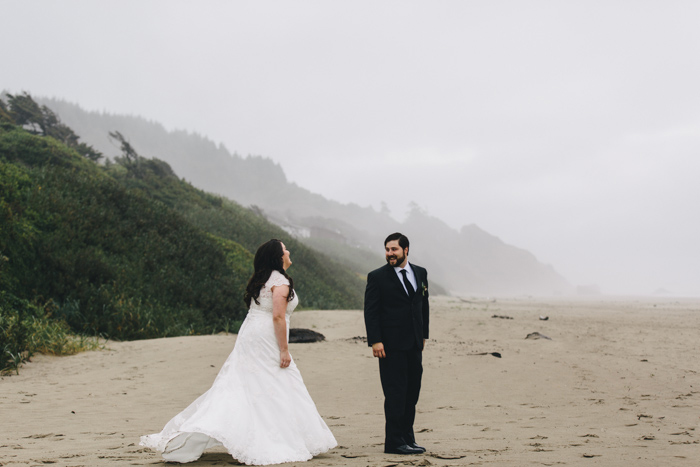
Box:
left=0, top=292, right=101, bottom=375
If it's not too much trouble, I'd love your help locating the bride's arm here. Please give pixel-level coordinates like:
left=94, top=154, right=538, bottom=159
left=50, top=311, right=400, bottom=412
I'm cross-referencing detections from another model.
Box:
left=271, top=285, right=292, bottom=368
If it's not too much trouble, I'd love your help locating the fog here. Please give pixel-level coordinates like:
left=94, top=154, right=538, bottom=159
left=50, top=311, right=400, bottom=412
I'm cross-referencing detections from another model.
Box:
left=2, top=0, right=699, bottom=296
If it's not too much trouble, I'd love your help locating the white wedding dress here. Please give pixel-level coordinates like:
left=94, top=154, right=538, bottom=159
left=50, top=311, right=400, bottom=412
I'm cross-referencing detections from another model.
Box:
left=140, top=271, right=337, bottom=465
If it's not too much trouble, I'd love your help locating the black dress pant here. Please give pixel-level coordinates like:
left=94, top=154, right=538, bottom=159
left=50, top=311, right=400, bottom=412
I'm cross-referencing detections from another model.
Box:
left=378, top=345, right=423, bottom=449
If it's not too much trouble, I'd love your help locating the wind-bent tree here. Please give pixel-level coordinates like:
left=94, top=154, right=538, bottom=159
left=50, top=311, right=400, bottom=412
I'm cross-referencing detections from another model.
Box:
left=5, top=92, right=103, bottom=162
left=0, top=99, right=15, bottom=124
left=6, top=92, right=44, bottom=134
left=109, top=130, right=144, bottom=176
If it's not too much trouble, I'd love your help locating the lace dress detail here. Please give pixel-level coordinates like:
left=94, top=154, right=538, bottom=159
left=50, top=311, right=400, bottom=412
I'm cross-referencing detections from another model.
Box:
left=140, top=270, right=337, bottom=464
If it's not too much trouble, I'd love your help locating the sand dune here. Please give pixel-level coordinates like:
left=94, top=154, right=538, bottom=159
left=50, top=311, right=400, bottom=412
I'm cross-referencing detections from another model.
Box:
left=2, top=296, right=699, bottom=466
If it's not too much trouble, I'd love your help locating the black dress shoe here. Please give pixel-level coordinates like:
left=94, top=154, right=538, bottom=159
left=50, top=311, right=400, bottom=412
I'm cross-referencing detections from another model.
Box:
left=384, top=444, right=423, bottom=455
left=409, top=442, right=426, bottom=452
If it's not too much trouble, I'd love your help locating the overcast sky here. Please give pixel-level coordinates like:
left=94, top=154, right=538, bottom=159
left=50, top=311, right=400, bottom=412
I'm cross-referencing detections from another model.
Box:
left=2, top=0, right=699, bottom=295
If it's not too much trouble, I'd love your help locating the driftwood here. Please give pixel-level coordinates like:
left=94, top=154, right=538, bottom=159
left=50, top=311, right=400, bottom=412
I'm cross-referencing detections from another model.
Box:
left=288, top=328, right=326, bottom=343
left=347, top=336, right=368, bottom=343
left=458, top=297, right=497, bottom=304
left=525, top=332, right=552, bottom=340
left=465, top=352, right=502, bottom=358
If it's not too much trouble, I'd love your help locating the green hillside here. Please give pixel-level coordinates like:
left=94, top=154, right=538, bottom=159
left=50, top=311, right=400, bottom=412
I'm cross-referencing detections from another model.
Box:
left=0, top=94, right=363, bottom=373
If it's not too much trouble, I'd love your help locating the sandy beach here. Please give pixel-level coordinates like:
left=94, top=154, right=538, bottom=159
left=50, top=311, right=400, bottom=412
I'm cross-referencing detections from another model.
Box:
left=2, top=296, right=699, bottom=466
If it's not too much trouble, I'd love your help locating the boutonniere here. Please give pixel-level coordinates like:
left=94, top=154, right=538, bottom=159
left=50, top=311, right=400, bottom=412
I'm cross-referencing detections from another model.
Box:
left=421, top=282, right=428, bottom=296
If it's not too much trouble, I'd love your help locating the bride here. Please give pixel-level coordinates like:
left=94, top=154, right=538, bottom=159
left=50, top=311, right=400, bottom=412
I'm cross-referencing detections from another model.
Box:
left=140, top=239, right=337, bottom=464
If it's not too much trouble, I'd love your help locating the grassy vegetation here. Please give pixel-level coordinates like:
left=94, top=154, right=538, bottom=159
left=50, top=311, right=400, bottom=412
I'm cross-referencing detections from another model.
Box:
left=0, top=95, right=364, bottom=373
left=0, top=292, right=103, bottom=375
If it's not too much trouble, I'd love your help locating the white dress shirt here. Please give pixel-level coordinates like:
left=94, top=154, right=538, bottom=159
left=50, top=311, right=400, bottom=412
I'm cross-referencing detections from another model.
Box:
left=394, top=262, right=417, bottom=295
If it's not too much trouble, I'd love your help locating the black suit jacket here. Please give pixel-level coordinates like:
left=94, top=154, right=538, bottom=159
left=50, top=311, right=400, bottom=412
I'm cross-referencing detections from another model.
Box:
left=364, top=263, right=430, bottom=351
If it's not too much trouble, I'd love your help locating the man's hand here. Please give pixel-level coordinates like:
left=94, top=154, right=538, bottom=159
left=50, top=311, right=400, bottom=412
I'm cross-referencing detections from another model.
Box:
left=422, top=339, right=426, bottom=351
left=372, top=342, right=386, bottom=358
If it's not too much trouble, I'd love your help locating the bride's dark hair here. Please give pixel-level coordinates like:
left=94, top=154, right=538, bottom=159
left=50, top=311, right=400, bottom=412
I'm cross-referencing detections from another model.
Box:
left=244, top=239, right=295, bottom=307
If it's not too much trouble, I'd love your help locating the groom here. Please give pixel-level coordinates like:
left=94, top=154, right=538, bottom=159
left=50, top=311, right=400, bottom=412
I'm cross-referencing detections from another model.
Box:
left=364, top=232, right=430, bottom=455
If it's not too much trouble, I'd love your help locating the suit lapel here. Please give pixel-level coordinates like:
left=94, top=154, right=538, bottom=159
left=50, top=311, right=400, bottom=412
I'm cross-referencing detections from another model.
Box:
left=409, top=264, right=422, bottom=301
left=381, top=264, right=407, bottom=300
left=388, top=263, right=422, bottom=300
left=386, top=265, right=406, bottom=295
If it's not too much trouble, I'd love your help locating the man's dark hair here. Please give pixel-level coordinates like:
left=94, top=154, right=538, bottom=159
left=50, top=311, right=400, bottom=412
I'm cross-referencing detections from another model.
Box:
left=384, top=232, right=410, bottom=251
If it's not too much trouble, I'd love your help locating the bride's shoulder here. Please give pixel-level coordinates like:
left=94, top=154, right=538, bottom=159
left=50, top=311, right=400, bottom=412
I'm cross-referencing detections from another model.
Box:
left=266, top=270, right=290, bottom=288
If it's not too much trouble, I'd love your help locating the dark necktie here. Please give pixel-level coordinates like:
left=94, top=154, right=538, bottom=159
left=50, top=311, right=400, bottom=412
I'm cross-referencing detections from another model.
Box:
left=400, top=269, right=415, bottom=297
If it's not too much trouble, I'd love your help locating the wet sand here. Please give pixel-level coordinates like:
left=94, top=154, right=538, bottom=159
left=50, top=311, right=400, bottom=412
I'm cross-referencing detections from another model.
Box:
left=2, top=296, right=699, bottom=466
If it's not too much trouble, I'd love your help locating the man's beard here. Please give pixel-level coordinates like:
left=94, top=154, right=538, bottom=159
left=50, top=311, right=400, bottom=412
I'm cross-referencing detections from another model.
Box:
left=386, top=251, right=406, bottom=266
